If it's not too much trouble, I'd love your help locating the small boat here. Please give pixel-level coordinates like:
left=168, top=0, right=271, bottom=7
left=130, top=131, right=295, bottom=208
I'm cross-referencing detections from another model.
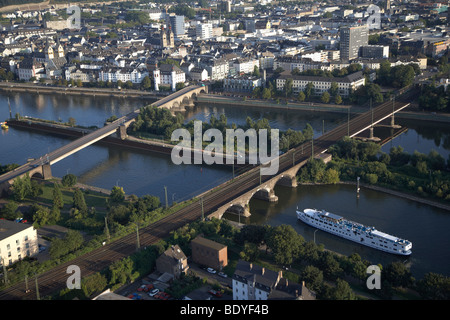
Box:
left=1, top=122, right=8, bottom=130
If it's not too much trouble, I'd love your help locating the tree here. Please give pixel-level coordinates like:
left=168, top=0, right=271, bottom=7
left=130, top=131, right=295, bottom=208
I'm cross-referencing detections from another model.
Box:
left=321, top=91, right=330, bottom=103
left=305, top=82, right=315, bottom=100
left=53, top=183, right=64, bottom=209
left=383, top=261, right=414, bottom=288
left=253, top=66, right=260, bottom=77
left=283, top=78, right=293, bottom=98
left=301, top=265, right=324, bottom=293
left=11, top=174, right=32, bottom=201
left=141, top=76, right=151, bottom=90
left=68, top=117, right=76, bottom=127
left=73, top=188, right=87, bottom=214
left=297, top=91, right=306, bottom=102
left=261, top=87, right=272, bottom=100
left=330, top=279, right=356, bottom=300
left=330, top=82, right=339, bottom=96
left=416, top=272, right=450, bottom=300
left=335, top=94, right=343, bottom=105
left=110, top=186, right=125, bottom=203
left=62, top=174, right=77, bottom=187
left=82, top=272, right=108, bottom=298
left=265, top=224, right=304, bottom=266
left=1, top=201, right=19, bottom=220
left=33, top=206, right=51, bottom=227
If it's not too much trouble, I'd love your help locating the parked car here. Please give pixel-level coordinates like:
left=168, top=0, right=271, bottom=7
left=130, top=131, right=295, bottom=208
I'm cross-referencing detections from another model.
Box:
left=208, top=289, right=222, bottom=298
left=206, top=267, right=216, bottom=274
left=137, top=284, right=154, bottom=293
left=218, top=272, right=228, bottom=278
left=157, top=292, right=171, bottom=300
left=148, top=288, right=159, bottom=297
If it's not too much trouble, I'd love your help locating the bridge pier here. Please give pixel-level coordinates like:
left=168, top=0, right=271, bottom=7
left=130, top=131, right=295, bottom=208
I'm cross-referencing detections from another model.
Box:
left=42, top=164, right=52, bottom=180
left=253, top=188, right=278, bottom=203
left=118, top=124, right=128, bottom=140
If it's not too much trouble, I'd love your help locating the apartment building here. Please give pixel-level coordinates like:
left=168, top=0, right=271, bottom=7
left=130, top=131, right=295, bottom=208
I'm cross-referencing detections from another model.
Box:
left=0, top=219, right=39, bottom=266
left=276, top=71, right=366, bottom=97
left=340, top=25, right=368, bottom=61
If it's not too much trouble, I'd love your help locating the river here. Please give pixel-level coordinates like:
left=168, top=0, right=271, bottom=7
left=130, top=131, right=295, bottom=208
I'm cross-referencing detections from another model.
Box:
left=1, top=91, right=450, bottom=278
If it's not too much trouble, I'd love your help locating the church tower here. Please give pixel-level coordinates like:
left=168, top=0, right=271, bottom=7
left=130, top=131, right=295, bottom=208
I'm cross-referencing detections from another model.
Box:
left=56, top=38, right=64, bottom=58
left=160, top=26, right=167, bottom=48
left=44, top=41, right=54, bottom=61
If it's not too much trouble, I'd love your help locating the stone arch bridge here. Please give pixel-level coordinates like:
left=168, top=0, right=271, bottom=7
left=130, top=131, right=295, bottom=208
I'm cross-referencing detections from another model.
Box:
left=206, top=153, right=331, bottom=219
left=151, top=85, right=208, bottom=111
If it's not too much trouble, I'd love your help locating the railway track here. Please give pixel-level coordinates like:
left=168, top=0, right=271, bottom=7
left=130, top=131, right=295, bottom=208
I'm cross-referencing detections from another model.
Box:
left=0, top=94, right=412, bottom=300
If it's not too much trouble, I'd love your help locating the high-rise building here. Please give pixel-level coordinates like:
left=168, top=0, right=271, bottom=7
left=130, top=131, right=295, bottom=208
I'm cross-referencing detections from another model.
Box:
left=340, top=25, right=368, bottom=61
left=196, top=22, right=213, bottom=40
left=169, top=15, right=185, bottom=37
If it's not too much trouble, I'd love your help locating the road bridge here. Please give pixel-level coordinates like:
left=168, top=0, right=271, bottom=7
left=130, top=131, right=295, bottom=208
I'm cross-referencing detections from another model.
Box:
left=0, top=85, right=208, bottom=195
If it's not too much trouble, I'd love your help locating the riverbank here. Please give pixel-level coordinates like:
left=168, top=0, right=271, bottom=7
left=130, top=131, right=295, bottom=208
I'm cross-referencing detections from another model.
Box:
left=197, top=94, right=450, bottom=123
left=339, top=181, right=450, bottom=212
left=3, top=81, right=450, bottom=123
left=0, top=81, right=162, bottom=100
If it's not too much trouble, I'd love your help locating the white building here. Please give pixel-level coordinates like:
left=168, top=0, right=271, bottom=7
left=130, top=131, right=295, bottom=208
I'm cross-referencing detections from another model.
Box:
left=232, top=260, right=282, bottom=300
left=234, top=58, right=260, bottom=75
left=153, top=63, right=186, bottom=91
left=223, top=76, right=262, bottom=92
left=0, top=219, right=39, bottom=266
left=276, top=71, right=366, bottom=97
left=196, top=22, right=213, bottom=40
left=99, top=67, right=149, bottom=84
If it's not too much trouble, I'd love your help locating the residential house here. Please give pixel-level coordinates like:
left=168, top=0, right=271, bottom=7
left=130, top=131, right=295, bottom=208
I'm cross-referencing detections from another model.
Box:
left=190, top=236, right=228, bottom=271
left=232, top=260, right=316, bottom=301
left=16, top=58, right=45, bottom=80
left=155, top=245, right=189, bottom=279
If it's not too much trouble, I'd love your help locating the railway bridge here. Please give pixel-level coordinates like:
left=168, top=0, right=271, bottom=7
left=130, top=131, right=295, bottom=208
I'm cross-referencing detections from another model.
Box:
left=204, top=96, right=412, bottom=220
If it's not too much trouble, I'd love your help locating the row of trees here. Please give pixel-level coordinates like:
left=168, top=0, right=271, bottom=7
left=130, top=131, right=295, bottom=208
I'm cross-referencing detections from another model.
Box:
left=376, top=60, right=420, bottom=88
left=129, top=105, right=314, bottom=153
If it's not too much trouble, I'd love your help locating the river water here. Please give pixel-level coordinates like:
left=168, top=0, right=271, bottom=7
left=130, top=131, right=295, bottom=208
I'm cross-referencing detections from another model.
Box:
left=1, top=92, right=450, bottom=278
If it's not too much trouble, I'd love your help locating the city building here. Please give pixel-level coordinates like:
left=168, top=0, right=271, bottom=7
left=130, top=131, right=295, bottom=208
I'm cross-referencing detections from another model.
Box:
left=232, top=260, right=316, bottom=301
left=153, top=63, right=186, bottom=91
left=223, top=76, right=262, bottom=92
left=169, top=15, right=185, bottom=37
left=0, top=219, right=39, bottom=266
left=360, top=45, right=390, bottom=59
left=190, top=236, right=228, bottom=270
left=340, top=25, right=368, bottom=61
left=276, top=70, right=366, bottom=97
left=196, top=22, right=213, bottom=40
